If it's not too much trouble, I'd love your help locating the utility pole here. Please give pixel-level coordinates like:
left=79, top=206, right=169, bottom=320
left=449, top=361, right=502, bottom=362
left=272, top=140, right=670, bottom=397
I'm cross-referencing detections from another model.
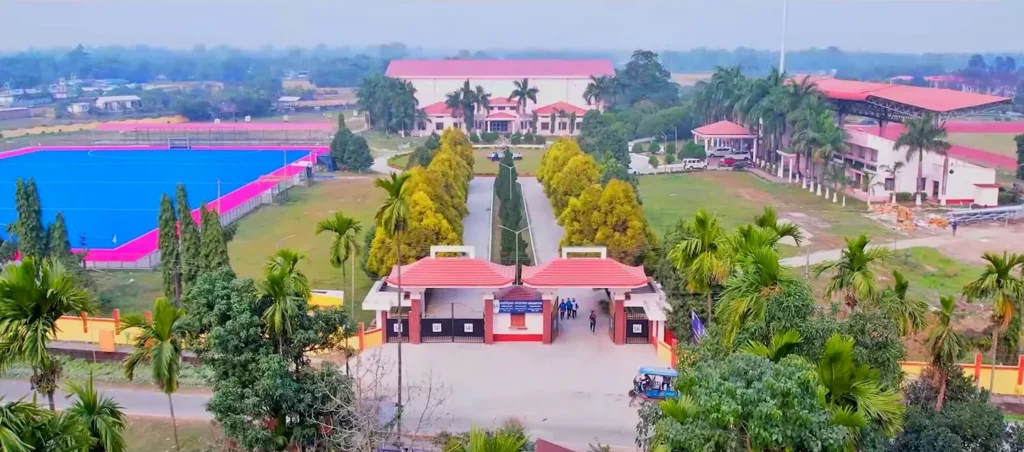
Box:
left=779, top=0, right=789, bottom=73
left=499, top=225, right=531, bottom=282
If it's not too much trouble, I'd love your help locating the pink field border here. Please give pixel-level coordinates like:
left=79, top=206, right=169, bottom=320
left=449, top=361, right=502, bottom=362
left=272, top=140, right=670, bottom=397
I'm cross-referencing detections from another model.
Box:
left=1, top=145, right=329, bottom=263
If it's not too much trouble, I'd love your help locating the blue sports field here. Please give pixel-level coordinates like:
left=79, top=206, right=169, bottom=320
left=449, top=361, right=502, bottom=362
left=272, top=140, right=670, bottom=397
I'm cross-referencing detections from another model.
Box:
left=0, top=147, right=314, bottom=251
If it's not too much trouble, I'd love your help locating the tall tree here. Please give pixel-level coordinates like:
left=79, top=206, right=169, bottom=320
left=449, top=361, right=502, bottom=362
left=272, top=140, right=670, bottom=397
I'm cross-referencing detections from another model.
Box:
left=0, top=258, right=95, bottom=411
left=64, top=374, right=128, bottom=452
left=175, top=184, right=202, bottom=296
left=583, top=75, right=614, bottom=110
left=373, top=172, right=412, bottom=443
left=120, top=297, right=187, bottom=451
left=157, top=194, right=181, bottom=304
left=894, top=113, right=950, bottom=206
left=198, top=204, right=230, bottom=273
left=315, top=213, right=362, bottom=319
left=753, top=206, right=803, bottom=246
left=13, top=179, right=47, bottom=260
left=508, top=78, right=539, bottom=116
left=1015, top=134, right=1024, bottom=180
left=717, top=246, right=792, bottom=344
left=928, top=295, right=967, bottom=411
left=668, top=209, right=730, bottom=322
left=878, top=270, right=928, bottom=336
left=962, top=251, right=1024, bottom=390
left=46, top=212, right=72, bottom=260
left=262, top=249, right=311, bottom=353
left=817, top=334, right=905, bottom=440
left=814, top=234, right=891, bottom=314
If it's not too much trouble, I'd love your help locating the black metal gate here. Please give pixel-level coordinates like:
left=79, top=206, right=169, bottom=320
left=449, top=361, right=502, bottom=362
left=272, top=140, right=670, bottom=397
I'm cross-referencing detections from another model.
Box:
left=385, top=318, right=409, bottom=343
left=550, top=306, right=559, bottom=343
left=625, top=308, right=649, bottom=344
left=453, top=318, right=485, bottom=343
left=420, top=318, right=454, bottom=343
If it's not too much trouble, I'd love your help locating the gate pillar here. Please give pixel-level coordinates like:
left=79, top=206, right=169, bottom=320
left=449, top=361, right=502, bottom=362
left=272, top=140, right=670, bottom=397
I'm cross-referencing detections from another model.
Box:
left=409, top=295, right=422, bottom=344
left=484, top=296, right=494, bottom=345
left=542, top=295, right=553, bottom=344
left=613, top=295, right=626, bottom=345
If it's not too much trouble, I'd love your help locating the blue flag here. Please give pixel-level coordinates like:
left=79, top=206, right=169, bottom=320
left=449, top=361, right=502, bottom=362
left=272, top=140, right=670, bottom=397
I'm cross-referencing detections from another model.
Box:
left=691, top=311, right=706, bottom=343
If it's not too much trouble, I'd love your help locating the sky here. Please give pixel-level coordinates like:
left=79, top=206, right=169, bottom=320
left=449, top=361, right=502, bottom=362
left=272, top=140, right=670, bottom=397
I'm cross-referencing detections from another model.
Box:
left=3, top=0, right=1022, bottom=54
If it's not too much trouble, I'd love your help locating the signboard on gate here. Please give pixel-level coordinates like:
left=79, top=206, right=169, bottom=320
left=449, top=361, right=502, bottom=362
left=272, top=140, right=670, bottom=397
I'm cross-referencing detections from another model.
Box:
left=498, top=300, right=543, bottom=314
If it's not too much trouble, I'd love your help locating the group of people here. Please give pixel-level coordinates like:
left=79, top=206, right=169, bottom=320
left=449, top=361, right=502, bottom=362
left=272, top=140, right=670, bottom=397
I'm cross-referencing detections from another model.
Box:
left=558, top=298, right=598, bottom=333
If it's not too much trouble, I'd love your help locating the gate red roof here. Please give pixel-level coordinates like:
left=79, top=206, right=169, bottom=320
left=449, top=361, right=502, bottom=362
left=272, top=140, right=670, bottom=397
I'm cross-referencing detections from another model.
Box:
left=386, top=258, right=515, bottom=288
left=521, top=258, right=649, bottom=289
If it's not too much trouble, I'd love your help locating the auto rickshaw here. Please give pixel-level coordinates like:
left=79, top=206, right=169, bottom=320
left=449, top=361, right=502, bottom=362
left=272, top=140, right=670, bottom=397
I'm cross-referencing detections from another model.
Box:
left=628, top=367, right=678, bottom=401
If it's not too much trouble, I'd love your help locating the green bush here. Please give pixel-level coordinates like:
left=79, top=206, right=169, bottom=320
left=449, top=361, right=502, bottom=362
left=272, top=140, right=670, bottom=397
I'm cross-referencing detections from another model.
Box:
left=510, top=132, right=523, bottom=145
left=665, top=142, right=678, bottom=156
left=895, top=192, right=928, bottom=202
left=534, top=135, right=546, bottom=145
left=469, top=132, right=481, bottom=144
left=632, top=143, right=645, bottom=154
left=481, top=131, right=499, bottom=143
left=665, top=153, right=676, bottom=165
left=681, top=141, right=706, bottom=159
left=648, top=141, right=661, bottom=154
left=523, top=132, right=535, bottom=144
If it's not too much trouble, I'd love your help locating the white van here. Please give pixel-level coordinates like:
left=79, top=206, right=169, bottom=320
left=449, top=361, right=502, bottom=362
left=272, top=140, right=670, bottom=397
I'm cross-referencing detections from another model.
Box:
left=681, top=158, right=707, bottom=170
left=726, top=149, right=752, bottom=161
left=707, top=147, right=733, bottom=158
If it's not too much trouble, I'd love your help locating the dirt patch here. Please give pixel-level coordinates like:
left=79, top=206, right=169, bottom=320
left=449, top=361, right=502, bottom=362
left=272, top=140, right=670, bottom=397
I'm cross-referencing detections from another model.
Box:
left=938, top=223, right=1024, bottom=266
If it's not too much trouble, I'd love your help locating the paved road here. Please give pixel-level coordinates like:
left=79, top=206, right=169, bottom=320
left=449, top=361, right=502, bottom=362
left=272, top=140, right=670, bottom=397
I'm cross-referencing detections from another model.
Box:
left=0, top=379, right=211, bottom=420
left=519, top=178, right=563, bottom=263
left=464, top=178, right=493, bottom=261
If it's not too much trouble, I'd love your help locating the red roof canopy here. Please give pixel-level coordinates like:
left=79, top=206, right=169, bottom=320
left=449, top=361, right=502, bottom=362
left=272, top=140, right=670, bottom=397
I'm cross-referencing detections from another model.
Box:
left=533, top=102, right=587, bottom=116
left=521, top=258, right=649, bottom=289
left=692, top=120, right=754, bottom=137
left=95, top=122, right=334, bottom=132
left=423, top=101, right=454, bottom=116
left=386, top=258, right=515, bottom=288
left=813, top=78, right=1008, bottom=113
left=486, top=112, right=517, bottom=120
left=386, top=59, right=615, bottom=79
left=487, top=97, right=517, bottom=106
left=495, top=285, right=541, bottom=301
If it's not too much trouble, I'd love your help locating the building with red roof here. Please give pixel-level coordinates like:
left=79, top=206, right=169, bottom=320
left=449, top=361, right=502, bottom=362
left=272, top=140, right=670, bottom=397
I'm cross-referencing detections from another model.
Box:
left=386, top=59, right=609, bottom=137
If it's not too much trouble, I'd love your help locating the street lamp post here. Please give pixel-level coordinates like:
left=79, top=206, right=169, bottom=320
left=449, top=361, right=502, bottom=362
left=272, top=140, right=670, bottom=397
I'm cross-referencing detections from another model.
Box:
left=499, top=163, right=516, bottom=199
left=780, top=0, right=789, bottom=73
left=498, top=225, right=531, bottom=279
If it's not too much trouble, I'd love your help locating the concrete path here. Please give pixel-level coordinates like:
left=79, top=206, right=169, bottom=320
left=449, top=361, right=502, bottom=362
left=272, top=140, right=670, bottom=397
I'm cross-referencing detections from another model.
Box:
left=464, top=177, right=494, bottom=262
left=519, top=178, right=563, bottom=263
left=0, top=379, right=211, bottom=420
left=628, top=153, right=655, bottom=175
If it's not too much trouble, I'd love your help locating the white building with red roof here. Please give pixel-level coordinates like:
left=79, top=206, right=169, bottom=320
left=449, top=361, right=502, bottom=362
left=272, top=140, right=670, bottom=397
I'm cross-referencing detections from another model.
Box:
left=386, top=59, right=613, bottom=137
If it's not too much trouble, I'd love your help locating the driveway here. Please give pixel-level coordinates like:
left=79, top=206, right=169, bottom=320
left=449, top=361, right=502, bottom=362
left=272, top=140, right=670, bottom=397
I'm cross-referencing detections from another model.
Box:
left=519, top=178, right=563, bottom=263
left=0, top=379, right=211, bottom=420
left=464, top=178, right=494, bottom=261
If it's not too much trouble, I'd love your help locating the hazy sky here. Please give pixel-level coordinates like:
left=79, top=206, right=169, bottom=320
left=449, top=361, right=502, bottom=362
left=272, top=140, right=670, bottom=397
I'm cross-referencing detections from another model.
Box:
left=3, top=0, right=1022, bottom=54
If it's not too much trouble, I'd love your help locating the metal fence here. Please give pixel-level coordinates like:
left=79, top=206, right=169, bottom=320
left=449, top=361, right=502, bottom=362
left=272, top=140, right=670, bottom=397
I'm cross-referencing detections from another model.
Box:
left=946, top=205, right=1024, bottom=225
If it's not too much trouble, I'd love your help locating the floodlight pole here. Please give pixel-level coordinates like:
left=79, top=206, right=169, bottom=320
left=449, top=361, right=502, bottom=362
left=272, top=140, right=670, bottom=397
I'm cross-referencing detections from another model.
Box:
left=498, top=225, right=531, bottom=278
left=499, top=162, right=516, bottom=199
left=216, top=179, right=222, bottom=214
left=780, top=0, right=788, bottom=73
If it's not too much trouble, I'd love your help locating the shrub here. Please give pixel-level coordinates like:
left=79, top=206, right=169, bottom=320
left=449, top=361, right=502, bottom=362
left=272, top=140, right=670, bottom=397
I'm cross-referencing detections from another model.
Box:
left=681, top=141, right=706, bottom=159
left=534, top=135, right=546, bottom=145
left=481, top=131, right=499, bottom=143
left=648, top=141, right=661, bottom=154
left=895, top=192, right=929, bottom=202
left=523, top=132, right=535, bottom=144
left=510, top=132, right=523, bottom=145
left=665, top=153, right=676, bottom=165
left=665, top=142, right=677, bottom=156
left=469, top=132, right=481, bottom=144
left=632, top=143, right=645, bottom=154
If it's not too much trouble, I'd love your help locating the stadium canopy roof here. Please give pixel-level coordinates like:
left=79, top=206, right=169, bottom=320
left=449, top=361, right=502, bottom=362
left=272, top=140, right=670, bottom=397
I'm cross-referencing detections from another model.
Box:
left=811, top=78, right=1011, bottom=122
left=385, top=59, right=615, bottom=79
left=95, top=122, right=335, bottom=132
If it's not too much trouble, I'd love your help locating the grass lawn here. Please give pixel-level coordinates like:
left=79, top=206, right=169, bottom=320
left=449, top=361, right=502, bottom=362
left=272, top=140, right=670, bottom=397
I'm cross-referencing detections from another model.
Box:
left=362, top=131, right=426, bottom=152
left=126, top=417, right=221, bottom=451
left=389, top=147, right=545, bottom=175
left=92, top=270, right=165, bottom=315
left=227, top=177, right=384, bottom=324
left=947, top=132, right=1019, bottom=158
left=4, top=356, right=209, bottom=387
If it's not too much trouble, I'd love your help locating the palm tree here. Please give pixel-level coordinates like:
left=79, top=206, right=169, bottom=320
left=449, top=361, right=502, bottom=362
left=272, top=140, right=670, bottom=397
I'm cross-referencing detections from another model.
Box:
left=474, top=85, right=491, bottom=120
left=120, top=297, right=187, bottom=451
left=0, top=258, right=94, bottom=411
left=893, top=113, right=951, bottom=206
left=444, top=91, right=464, bottom=128
left=374, top=172, right=412, bottom=443
left=557, top=109, right=568, bottom=135
left=753, top=206, right=802, bottom=246
left=878, top=270, right=928, bottom=336
left=445, top=425, right=527, bottom=452
left=3, top=401, right=92, bottom=452
left=813, top=235, right=891, bottom=314
left=962, top=251, right=1024, bottom=391
left=65, top=374, right=127, bottom=452
left=529, top=112, right=538, bottom=133
left=583, top=75, right=614, bottom=110
left=818, top=334, right=905, bottom=438
left=668, top=209, right=730, bottom=322
left=568, top=111, right=578, bottom=135
left=261, top=249, right=310, bottom=353
left=0, top=397, right=48, bottom=452
left=928, top=295, right=967, bottom=410
left=315, top=213, right=362, bottom=319
left=717, top=247, right=790, bottom=343
left=508, top=78, right=539, bottom=116
left=738, top=329, right=801, bottom=362
left=878, top=161, right=905, bottom=204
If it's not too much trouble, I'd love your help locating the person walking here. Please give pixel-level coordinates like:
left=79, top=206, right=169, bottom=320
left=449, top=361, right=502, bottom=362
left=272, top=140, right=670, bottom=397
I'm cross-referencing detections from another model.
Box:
left=558, top=300, right=566, bottom=320
left=589, top=310, right=597, bottom=333
left=951, top=219, right=959, bottom=237
left=573, top=300, right=579, bottom=319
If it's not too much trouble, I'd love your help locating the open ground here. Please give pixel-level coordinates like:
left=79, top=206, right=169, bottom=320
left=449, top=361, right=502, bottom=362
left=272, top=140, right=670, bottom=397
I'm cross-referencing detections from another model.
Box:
left=947, top=132, right=1020, bottom=158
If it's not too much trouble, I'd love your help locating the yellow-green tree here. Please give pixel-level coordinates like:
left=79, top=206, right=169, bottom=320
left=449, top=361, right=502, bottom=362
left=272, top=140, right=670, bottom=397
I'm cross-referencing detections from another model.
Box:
left=592, top=179, right=651, bottom=263
left=428, top=149, right=472, bottom=208
left=538, top=139, right=583, bottom=191
left=558, top=184, right=602, bottom=246
left=440, top=128, right=475, bottom=170
left=364, top=191, right=460, bottom=276
left=548, top=153, right=600, bottom=215
left=405, top=166, right=462, bottom=236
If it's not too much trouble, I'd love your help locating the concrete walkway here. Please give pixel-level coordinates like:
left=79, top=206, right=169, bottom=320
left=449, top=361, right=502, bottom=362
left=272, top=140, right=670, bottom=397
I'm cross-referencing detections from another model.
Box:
left=519, top=177, right=563, bottom=263
left=464, top=177, right=494, bottom=261
left=0, top=379, right=211, bottom=420
left=781, top=226, right=1014, bottom=267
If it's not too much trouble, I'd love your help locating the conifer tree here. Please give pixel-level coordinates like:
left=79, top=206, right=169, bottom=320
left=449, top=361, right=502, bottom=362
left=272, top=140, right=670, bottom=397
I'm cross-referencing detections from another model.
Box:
left=158, top=194, right=181, bottom=304
left=47, top=212, right=72, bottom=259
left=199, top=203, right=231, bottom=272
left=14, top=178, right=47, bottom=259
left=175, top=185, right=202, bottom=295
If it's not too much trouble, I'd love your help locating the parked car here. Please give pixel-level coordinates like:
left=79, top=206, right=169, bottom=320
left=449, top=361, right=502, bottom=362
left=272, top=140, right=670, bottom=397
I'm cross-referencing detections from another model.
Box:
left=707, top=147, right=733, bottom=158
left=719, top=157, right=738, bottom=167
left=726, top=150, right=752, bottom=161
left=732, top=160, right=752, bottom=171
left=681, top=158, right=707, bottom=170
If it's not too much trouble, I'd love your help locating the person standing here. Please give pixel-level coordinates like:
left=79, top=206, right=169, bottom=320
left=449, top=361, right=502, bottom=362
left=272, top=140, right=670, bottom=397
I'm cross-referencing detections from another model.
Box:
left=951, top=219, right=959, bottom=237
left=589, top=310, right=597, bottom=333
left=558, top=300, right=566, bottom=320
left=573, top=300, right=579, bottom=319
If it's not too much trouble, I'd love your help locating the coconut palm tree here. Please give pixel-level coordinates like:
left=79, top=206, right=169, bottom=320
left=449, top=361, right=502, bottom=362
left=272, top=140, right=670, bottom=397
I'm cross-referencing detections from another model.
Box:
left=928, top=295, right=967, bottom=410
left=474, top=85, right=491, bottom=120
left=568, top=111, right=578, bottom=135
left=0, top=258, right=94, bottom=411
left=374, top=172, right=412, bottom=442
left=717, top=246, right=791, bottom=343
left=508, top=78, right=539, bottom=116
left=962, top=251, right=1024, bottom=391
left=668, top=209, right=730, bottom=322
left=119, top=297, right=187, bottom=451
left=877, top=270, right=928, bottom=336
left=753, top=206, right=803, bottom=246
left=315, top=213, right=363, bottom=319
left=878, top=162, right=905, bottom=204
left=813, top=235, right=891, bottom=314
left=65, top=374, right=127, bottom=452
left=738, top=329, right=801, bottom=362
left=261, top=249, right=310, bottom=353
left=13, top=407, right=92, bottom=452
left=444, top=91, right=464, bottom=128
left=818, top=334, right=905, bottom=438
left=893, top=113, right=951, bottom=206
left=583, top=75, right=614, bottom=109
left=445, top=425, right=528, bottom=452
left=0, top=397, right=48, bottom=452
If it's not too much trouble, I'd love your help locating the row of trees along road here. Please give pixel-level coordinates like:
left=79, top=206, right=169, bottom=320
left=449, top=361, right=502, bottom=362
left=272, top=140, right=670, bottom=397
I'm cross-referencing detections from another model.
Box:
left=494, top=148, right=531, bottom=267
left=537, top=139, right=652, bottom=264
left=637, top=201, right=1024, bottom=450
left=157, top=184, right=231, bottom=307
left=363, top=129, right=474, bottom=277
